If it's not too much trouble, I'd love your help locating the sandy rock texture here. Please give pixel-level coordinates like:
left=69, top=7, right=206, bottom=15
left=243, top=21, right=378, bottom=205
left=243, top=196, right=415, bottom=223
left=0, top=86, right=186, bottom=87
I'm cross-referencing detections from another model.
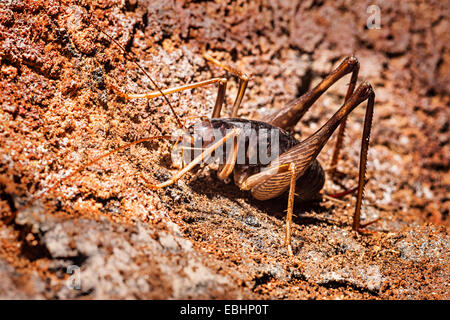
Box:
left=0, top=0, right=448, bottom=299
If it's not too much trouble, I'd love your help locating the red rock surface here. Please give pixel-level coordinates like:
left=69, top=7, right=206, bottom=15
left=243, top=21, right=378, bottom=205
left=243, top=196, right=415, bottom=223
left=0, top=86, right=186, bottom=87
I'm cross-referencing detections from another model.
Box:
left=0, top=0, right=448, bottom=299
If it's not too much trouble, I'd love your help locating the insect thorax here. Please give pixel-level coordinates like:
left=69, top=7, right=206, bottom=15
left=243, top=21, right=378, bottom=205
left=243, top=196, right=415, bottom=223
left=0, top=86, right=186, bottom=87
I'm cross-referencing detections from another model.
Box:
left=174, top=118, right=300, bottom=170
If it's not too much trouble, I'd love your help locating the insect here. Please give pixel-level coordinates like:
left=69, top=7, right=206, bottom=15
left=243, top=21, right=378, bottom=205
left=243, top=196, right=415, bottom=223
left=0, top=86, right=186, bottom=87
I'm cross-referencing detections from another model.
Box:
left=15, top=8, right=376, bottom=257
left=99, top=49, right=375, bottom=256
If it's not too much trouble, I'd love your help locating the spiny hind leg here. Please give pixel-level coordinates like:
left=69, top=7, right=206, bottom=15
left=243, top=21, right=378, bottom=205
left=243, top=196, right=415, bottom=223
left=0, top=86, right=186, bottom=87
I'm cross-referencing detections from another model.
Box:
left=285, top=162, right=298, bottom=257
left=352, top=90, right=375, bottom=232
left=268, top=56, right=360, bottom=130
left=255, top=82, right=376, bottom=234
left=283, top=164, right=326, bottom=257
left=239, top=161, right=300, bottom=257
left=327, top=58, right=360, bottom=175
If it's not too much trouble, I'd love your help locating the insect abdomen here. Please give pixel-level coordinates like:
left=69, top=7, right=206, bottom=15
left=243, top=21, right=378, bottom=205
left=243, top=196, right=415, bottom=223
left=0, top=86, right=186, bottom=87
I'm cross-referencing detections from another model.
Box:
left=293, top=159, right=325, bottom=202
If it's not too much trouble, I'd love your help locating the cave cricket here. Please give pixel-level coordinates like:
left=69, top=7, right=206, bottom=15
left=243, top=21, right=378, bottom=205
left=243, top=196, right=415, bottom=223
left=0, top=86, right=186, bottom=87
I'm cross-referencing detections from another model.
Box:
left=15, top=4, right=378, bottom=257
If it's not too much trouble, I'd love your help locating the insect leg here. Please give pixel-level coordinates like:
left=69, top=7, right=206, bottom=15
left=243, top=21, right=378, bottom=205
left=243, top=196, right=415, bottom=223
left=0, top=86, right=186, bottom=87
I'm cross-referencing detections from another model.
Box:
left=238, top=161, right=303, bottom=256
left=285, top=162, right=297, bottom=257
left=248, top=82, right=374, bottom=204
left=203, top=51, right=251, bottom=118
left=216, top=132, right=239, bottom=180
left=328, top=60, right=360, bottom=175
left=268, top=56, right=360, bottom=130
left=143, top=128, right=241, bottom=189
left=353, top=91, right=375, bottom=231
left=109, top=78, right=228, bottom=118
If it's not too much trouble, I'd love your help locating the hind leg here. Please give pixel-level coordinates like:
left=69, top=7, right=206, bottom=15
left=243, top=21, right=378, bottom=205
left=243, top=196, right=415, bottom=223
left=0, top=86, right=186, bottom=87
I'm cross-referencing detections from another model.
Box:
left=268, top=56, right=360, bottom=131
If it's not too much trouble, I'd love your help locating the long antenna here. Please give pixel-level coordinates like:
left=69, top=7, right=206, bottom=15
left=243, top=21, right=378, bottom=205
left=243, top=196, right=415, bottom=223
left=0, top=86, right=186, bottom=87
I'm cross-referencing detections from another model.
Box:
left=6, top=3, right=185, bottom=223
left=5, top=135, right=174, bottom=225
left=88, top=9, right=184, bottom=129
